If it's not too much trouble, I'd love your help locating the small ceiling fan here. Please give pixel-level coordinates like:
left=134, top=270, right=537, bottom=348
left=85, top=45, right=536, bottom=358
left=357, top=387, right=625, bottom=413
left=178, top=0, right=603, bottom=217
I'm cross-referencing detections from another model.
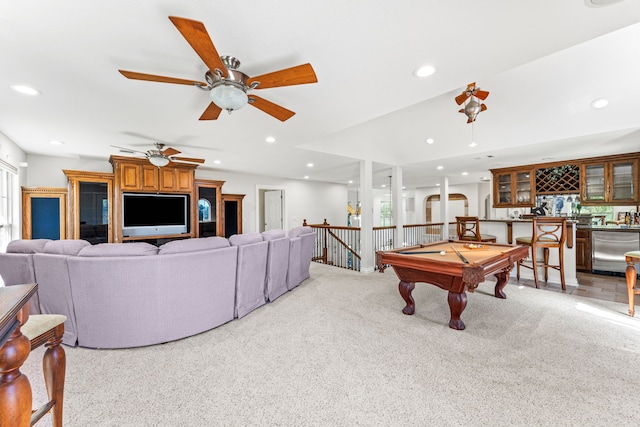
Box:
left=111, top=143, right=205, bottom=168
left=118, top=16, right=318, bottom=122
left=455, top=82, right=489, bottom=123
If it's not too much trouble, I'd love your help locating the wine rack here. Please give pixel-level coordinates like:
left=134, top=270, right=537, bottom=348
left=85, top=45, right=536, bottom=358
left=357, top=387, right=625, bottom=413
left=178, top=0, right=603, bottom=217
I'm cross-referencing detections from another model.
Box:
left=535, top=164, right=580, bottom=194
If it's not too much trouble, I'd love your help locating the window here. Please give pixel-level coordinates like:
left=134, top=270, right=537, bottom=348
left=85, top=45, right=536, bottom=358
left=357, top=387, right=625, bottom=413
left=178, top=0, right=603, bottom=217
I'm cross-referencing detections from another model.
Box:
left=380, top=201, right=392, bottom=226
left=198, top=198, right=212, bottom=222
left=0, top=162, right=17, bottom=252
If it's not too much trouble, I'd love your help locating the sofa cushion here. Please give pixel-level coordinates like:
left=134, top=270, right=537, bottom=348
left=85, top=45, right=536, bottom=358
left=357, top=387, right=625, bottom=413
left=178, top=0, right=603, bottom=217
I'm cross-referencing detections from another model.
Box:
left=289, top=226, right=313, bottom=238
left=158, top=237, right=230, bottom=255
left=262, top=229, right=286, bottom=241
left=43, top=239, right=91, bottom=255
left=78, top=242, right=158, bottom=257
left=7, top=239, right=52, bottom=254
left=229, top=233, right=263, bottom=246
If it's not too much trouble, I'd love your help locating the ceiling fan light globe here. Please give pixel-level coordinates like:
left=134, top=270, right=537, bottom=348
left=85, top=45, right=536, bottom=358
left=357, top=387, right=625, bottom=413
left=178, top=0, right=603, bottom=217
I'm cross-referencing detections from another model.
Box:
left=149, top=156, right=170, bottom=167
left=210, top=85, right=248, bottom=111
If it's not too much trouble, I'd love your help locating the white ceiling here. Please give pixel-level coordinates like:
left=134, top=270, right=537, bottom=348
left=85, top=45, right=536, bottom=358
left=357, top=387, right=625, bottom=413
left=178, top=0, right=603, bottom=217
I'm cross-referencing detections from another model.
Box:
left=2, top=0, right=640, bottom=189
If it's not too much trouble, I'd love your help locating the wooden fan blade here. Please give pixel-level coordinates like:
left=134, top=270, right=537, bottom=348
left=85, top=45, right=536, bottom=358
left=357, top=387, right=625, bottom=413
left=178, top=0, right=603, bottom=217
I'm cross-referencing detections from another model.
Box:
left=455, top=92, right=470, bottom=105
left=248, top=95, right=296, bottom=122
left=161, top=147, right=181, bottom=157
left=168, top=16, right=228, bottom=77
left=475, top=90, right=490, bottom=100
left=480, top=104, right=488, bottom=112
left=118, top=70, right=206, bottom=86
left=247, top=63, right=317, bottom=89
left=199, top=103, right=222, bottom=120
left=170, top=156, right=205, bottom=164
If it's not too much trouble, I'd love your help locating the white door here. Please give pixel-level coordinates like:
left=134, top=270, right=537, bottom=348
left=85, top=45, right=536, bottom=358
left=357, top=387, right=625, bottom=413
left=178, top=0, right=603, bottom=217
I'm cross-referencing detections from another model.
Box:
left=264, top=190, right=283, bottom=231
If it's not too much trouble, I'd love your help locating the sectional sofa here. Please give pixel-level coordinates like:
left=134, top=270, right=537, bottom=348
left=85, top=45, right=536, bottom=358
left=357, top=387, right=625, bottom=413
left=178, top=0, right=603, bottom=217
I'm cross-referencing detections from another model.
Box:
left=0, top=226, right=315, bottom=349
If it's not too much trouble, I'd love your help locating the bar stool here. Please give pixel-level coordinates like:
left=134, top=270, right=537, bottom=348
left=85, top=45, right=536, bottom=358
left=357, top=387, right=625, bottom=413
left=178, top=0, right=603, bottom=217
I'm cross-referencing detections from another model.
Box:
left=625, top=251, right=640, bottom=317
left=455, top=216, right=497, bottom=243
left=516, top=216, right=567, bottom=290
left=22, top=314, right=67, bottom=427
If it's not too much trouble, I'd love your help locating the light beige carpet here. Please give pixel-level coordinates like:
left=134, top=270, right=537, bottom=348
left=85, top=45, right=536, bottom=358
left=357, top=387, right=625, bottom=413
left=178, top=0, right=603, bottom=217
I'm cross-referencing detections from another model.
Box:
left=23, top=263, right=640, bottom=426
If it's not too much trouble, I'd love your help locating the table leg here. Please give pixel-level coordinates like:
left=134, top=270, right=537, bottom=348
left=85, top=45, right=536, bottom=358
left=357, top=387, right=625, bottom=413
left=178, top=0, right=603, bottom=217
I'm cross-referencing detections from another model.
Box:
left=494, top=271, right=509, bottom=299
left=447, top=291, right=467, bottom=330
left=0, top=326, right=32, bottom=427
left=398, top=281, right=415, bottom=315
left=626, top=260, right=636, bottom=317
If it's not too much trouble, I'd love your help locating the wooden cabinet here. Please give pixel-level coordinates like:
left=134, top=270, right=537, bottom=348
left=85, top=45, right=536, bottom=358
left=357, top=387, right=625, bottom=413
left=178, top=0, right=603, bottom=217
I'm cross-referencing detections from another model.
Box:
left=21, top=187, right=67, bottom=240
left=492, top=169, right=534, bottom=208
left=63, top=170, right=114, bottom=243
left=575, top=228, right=592, bottom=272
left=581, top=158, right=638, bottom=205
left=141, top=165, right=159, bottom=191
left=195, top=179, right=225, bottom=237
left=109, top=156, right=199, bottom=242
left=110, top=156, right=195, bottom=193
left=222, top=193, right=245, bottom=238
left=160, top=167, right=193, bottom=192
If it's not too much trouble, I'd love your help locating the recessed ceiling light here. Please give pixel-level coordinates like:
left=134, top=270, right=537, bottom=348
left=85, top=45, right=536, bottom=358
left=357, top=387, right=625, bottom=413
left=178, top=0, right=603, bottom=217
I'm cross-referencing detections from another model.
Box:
left=462, top=172, right=468, bottom=176
left=413, top=65, right=436, bottom=78
left=426, top=138, right=434, bottom=144
left=10, top=84, right=41, bottom=96
left=213, top=160, right=222, bottom=164
left=48, top=140, right=64, bottom=145
left=469, top=142, right=477, bottom=147
left=348, top=180, right=353, bottom=184
left=306, top=163, right=314, bottom=168
left=436, top=165, right=444, bottom=170
left=265, top=136, right=276, bottom=143
left=19, top=162, right=28, bottom=168
left=304, top=175, right=309, bottom=179
left=591, top=98, right=608, bottom=109
left=584, top=0, right=623, bottom=7
left=480, top=177, right=490, bottom=182
left=381, top=184, right=386, bottom=188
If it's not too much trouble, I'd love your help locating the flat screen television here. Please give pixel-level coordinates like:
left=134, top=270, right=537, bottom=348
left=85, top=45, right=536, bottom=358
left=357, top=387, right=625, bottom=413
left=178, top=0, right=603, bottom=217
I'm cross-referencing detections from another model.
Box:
left=122, top=193, right=189, bottom=237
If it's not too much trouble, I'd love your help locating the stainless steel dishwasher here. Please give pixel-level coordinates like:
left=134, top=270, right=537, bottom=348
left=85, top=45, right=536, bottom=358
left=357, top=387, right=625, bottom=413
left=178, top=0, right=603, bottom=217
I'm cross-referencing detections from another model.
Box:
left=592, top=230, right=640, bottom=273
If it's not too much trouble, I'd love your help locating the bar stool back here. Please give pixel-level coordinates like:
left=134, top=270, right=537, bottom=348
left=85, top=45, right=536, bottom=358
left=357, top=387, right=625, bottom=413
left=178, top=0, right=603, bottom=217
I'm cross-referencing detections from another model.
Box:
left=516, top=216, right=567, bottom=290
left=455, top=216, right=497, bottom=243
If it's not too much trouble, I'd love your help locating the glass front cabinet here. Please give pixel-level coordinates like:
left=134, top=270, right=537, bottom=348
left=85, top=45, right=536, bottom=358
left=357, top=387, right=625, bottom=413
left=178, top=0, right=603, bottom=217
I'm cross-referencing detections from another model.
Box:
left=492, top=169, right=534, bottom=208
left=581, top=159, right=638, bottom=205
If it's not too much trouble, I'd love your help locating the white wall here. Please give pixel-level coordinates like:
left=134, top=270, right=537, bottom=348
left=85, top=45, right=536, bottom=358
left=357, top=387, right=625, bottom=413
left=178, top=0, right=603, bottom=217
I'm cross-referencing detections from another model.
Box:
left=24, top=155, right=347, bottom=234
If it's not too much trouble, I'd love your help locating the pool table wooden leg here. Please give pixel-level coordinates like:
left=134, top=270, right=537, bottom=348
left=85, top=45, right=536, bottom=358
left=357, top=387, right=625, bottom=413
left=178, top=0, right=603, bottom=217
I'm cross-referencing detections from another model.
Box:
left=447, top=291, right=467, bottom=330
left=494, top=271, right=509, bottom=299
left=398, top=281, right=415, bottom=315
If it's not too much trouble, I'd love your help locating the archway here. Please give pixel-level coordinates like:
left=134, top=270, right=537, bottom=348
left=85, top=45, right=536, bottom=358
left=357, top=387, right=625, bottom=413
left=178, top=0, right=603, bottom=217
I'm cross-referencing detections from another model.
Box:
left=425, top=193, right=469, bottom=222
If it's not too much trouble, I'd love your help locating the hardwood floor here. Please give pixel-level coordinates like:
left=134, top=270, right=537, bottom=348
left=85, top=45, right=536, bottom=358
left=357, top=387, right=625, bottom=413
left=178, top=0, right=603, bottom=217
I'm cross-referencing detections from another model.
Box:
left=512, top=270, right=637, bottom=308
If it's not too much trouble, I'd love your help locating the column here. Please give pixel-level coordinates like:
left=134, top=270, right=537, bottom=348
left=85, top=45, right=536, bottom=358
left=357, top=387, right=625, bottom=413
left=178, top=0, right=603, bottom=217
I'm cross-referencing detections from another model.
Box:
left=359, top=159, right=375, bottom=273
left=439, top=176, right=449, bottom=240
left=392, top=166, right=404, bottom=246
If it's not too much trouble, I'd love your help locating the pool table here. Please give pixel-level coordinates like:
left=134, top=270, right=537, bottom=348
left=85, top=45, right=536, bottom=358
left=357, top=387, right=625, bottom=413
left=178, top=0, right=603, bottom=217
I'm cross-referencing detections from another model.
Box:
left=376, top=240, right=529, bottom=330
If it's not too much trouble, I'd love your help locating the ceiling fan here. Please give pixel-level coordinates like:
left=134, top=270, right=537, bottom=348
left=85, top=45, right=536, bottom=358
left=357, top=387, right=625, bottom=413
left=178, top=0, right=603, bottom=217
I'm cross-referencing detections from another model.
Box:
left=455, top=82, right=489, bottom=123
left=111, top=143, right=205, bottom=168
left=118, top=16, right=318, bottom=122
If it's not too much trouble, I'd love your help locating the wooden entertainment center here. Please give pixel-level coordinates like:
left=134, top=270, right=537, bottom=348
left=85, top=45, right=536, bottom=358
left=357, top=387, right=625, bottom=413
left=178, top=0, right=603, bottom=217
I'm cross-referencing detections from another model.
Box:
left=22, top=156, right=244, bottom=244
